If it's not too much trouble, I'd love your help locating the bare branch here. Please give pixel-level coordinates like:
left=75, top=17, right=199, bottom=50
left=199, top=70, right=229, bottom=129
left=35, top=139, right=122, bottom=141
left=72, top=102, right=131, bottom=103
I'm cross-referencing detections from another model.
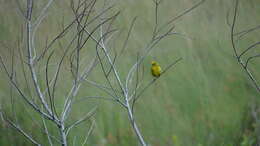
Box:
left=234, top=24, right=260, bottom=39
left=0, top=112, right=41, bottom=146
left=42, top=116, right=54, bottom=146
left=157, top=0, right=205, bottom=34
left=75, top=96, right=117, bottom=103
left=45, top=51, right=57, bottom=118
left=31, top=0, right=54, bottom=56
left=33, top=0, right=54, bottom=27
left=36, top=12, right=86, bottom=61
left=81, top=119, right=95, bottom=146
left=231, top=0, right=239, bottom=57
left=65, top=106, right=97, bottom=136
left=119, top=17, right=137, bottom=56
left=26, top=0, right=54, bottom=117
left=152, top=0, right=163, bottom=39
left=245, top=54, right=260, bottom=68
left=0, top=56, right=54, bottom=121
left=230, top=0, right=260, bottom=93
left=14, top=0, right=26, bottom=19
left=239, top=41, right=260, bottom=58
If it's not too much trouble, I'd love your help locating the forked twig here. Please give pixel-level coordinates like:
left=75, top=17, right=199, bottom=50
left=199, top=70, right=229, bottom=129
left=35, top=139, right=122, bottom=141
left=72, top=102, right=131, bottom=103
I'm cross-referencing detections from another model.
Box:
left=230, top=0, right=260, bottom=93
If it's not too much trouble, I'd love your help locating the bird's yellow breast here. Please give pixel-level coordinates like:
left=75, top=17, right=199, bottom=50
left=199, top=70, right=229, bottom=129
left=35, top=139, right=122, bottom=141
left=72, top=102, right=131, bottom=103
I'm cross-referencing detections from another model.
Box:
left=151, top=65, right=161, bottom=77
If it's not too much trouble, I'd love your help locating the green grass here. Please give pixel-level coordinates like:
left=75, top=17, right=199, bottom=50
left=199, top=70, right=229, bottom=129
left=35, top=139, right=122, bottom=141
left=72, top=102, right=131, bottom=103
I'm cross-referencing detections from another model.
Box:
left=1, top=0, right=260, bottom=145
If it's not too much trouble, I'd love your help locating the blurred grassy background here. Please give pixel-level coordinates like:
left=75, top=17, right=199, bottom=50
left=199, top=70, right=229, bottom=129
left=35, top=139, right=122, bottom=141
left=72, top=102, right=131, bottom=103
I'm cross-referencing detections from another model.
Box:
left=0, top=0, right=260, bottom=145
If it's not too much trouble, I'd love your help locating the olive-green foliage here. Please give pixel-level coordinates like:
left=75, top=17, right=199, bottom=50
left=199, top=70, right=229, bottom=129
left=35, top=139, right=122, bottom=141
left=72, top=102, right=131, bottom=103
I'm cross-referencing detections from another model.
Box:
left=0, top=0, right=260, bottom=145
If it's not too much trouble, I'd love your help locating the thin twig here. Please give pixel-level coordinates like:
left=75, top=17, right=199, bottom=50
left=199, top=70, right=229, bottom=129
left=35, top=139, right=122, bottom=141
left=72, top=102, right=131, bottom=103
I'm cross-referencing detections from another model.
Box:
left=42, top=116, right=54, bottom=146
left=65, top=106, right=97, bottom=136
left=1, top=112, right=41, bottom=146
left=245, top=54, right=260, bottom=68
left=81, top=119, right=95, bottom=146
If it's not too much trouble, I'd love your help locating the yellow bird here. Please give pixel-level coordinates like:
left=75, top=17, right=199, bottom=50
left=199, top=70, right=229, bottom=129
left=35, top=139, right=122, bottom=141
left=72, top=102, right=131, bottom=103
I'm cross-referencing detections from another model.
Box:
left=151, top=61, right=161, bottom=77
